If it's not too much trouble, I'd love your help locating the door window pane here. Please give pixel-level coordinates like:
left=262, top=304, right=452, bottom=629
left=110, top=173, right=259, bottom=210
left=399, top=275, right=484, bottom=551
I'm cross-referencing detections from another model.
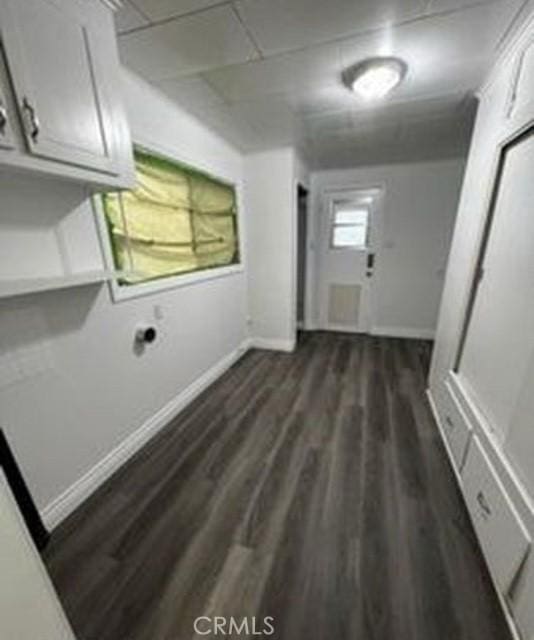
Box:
left=334, top=208, right=368, bottom=225
left=331, top=205, right=369, bottom=249
left=333, top=225, right=367, bottom=247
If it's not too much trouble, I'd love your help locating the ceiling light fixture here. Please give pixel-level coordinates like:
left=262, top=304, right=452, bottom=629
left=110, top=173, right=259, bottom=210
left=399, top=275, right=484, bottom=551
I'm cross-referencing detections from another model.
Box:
left=343, top=57, right=407, bottom=101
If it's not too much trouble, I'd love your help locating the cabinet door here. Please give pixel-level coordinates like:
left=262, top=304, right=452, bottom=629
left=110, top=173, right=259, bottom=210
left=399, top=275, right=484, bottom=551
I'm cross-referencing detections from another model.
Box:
left=457, top=126, right=534, bottom=447
left=0, top=0, right=117, bottom=174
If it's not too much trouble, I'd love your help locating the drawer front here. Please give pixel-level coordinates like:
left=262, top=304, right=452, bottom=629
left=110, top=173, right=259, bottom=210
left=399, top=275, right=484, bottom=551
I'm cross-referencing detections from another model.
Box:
left=439, top=380, right=472, bottom=471
left=462, top=436, right=531, bottom=594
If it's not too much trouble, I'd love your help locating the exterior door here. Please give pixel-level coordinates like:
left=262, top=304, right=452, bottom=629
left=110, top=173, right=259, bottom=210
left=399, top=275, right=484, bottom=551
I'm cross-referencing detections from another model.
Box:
left=0, top=0, right=116, bottom=173
left=318, top=187, right=382, bottom=333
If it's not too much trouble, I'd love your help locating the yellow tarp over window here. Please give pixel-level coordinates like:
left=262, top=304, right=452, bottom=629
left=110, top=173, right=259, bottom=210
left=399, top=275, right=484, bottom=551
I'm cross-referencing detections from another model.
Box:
left=102, top=148, right=239, bottom=284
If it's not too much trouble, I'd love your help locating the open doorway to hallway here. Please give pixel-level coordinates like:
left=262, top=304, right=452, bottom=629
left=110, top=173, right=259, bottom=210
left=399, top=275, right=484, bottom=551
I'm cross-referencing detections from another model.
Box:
left=296, top=184, right=309, bottom=331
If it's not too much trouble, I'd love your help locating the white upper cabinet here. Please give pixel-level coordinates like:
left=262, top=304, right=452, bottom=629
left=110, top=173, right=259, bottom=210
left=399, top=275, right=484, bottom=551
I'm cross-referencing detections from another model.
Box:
left=0, top=0, right=135, bottom=189
left=2, top=0, right=113, bottom=171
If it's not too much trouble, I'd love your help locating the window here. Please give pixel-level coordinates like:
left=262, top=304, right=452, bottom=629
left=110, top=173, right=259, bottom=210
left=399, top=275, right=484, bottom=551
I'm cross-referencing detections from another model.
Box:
left=330, top=203, right=369, bottom=249
left=102, top=148, right=240, bottom=286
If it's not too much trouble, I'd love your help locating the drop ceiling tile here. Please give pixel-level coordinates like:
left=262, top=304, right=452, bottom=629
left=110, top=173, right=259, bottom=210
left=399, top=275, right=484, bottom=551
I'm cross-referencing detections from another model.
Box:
left=192, top=103, right=267, bottom=151
left=115, top=1, right=150, bottom=34
left=235, top=0, right=426, bottom=55
left=314, top=118, right=401, bottom=145
left=156, top=76, right=227, bottom=112
left=301, top=92, right=471, bottom=165
left=202, top=40, right=343, bottom=102
left=288, top=84, right=361, bottom=115
left=345, top=93, right=467, bottom=127
left=425, top=0, right=496, bottom=14
left=118, top=6, right=259, bottom=81
left=131, top=0, right=225, bottom=21
left=304, top=110, right=353, bottom=133
left=398, top=113, right=472, bottom=155
left=219, top=98, right=298, bottom=146
left=310, top=121, right=463, bottom=168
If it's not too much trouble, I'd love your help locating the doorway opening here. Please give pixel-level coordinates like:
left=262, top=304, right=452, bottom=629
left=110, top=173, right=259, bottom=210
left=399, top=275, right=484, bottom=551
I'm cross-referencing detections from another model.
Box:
left=296, top=184, right=309, bottom=332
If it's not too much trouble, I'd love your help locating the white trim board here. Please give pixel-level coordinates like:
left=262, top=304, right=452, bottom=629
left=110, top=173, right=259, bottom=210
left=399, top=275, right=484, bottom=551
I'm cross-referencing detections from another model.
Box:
left=321, top=323, right=369, bottom=334
left=41, top=340, right=250, bottom=530
left=250, top=337, right=296, bottom=352
left=309, top=325, right=435, bottom=339
left=371, top=326, right=435, bottom=340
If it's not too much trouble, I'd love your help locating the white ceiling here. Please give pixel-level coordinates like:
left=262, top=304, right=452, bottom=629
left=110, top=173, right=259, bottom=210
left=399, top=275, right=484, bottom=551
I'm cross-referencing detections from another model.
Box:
left=115, top=0, right=530, bottom=168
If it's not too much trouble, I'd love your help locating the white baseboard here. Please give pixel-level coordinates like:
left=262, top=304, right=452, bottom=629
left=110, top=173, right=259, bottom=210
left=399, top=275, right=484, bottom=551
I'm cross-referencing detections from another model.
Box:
left=321, top=323, right=362, bottom=334
left=371, top=326, right=435, bottom=340
left=41, top=340, right=251, bottom=530
left=312, top=324, right=435, bottom=339
left=250, top=337, right=296, bottom=352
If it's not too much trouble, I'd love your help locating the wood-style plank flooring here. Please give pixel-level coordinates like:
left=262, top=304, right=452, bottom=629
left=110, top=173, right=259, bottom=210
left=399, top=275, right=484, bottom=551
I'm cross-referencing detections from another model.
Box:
left=45, top=333, right=511, bottom=640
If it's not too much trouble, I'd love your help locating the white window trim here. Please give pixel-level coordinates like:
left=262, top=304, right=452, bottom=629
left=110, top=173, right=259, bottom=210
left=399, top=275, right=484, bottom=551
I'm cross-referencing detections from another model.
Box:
left=93, top=138, right=246, bottom=303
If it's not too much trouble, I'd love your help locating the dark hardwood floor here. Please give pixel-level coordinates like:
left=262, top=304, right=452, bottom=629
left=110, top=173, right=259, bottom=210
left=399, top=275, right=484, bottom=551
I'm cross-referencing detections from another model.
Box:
left=44, top=332, right=511, bottom=640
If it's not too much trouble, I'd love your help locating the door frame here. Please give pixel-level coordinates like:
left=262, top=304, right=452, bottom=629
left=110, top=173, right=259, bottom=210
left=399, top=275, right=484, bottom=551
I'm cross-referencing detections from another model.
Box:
left=296, top=184, right=309, bottom=330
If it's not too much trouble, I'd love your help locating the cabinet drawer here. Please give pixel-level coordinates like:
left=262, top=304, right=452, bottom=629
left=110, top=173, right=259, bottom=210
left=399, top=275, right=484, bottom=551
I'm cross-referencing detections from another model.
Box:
left=462, top=436, right=531, bottom=594
left=439, top=380, right=472, bottom=471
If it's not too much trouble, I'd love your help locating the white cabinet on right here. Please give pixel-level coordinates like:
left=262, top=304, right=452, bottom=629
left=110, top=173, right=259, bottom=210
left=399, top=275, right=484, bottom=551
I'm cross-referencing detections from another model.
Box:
left=428, top=11, right=534, bottom=640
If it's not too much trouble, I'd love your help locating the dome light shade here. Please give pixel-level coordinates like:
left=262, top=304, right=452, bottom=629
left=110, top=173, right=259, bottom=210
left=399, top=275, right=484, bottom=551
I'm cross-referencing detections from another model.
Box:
left=343, top=57, right=407, bottom=101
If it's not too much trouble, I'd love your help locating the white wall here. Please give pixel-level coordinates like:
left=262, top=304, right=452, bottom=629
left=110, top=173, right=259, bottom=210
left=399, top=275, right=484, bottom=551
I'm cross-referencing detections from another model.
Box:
left=244, top=147, right=306, bottom=351
left=0, top=70, right=248, bottom=526
left=309, top=159, right=465, bottom=338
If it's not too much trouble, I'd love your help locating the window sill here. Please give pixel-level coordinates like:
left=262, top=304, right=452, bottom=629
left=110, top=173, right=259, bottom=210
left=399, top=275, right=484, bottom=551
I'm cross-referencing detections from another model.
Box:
left=108, top=263, right=244, bottom=303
